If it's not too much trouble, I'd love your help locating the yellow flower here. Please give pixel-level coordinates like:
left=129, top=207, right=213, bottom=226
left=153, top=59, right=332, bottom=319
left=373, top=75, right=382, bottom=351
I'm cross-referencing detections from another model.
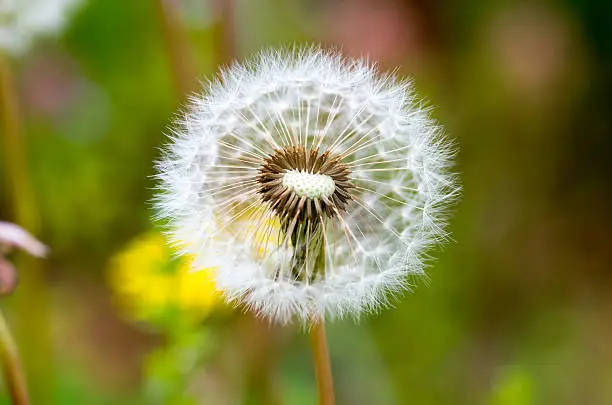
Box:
left=108, top=232, right=219, bottom=325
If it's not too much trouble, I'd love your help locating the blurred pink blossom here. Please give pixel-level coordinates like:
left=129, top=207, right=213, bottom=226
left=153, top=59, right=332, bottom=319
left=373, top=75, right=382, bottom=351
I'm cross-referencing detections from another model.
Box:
left=487, top=4, right=574, bottom=95
left=0, top=259, right=18, bottom=296
left=320, top=0, right=428, bottom=69
left=21, top=52, right=82, bottom=118
left=0, top=222, right=48, bottom=258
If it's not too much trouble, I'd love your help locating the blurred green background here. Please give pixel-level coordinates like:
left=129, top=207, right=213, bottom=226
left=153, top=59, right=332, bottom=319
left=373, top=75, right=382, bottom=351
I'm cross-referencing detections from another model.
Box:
left=1, top=0, right=612, bottom=404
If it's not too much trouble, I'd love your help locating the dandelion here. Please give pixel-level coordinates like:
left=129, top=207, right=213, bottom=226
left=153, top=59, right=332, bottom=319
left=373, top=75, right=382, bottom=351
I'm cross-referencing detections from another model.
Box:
left=155, top=47, right=458, bottom=405
left=156, top=47, right=458, bottom=325
left=0, top=0, right=82, bottom=55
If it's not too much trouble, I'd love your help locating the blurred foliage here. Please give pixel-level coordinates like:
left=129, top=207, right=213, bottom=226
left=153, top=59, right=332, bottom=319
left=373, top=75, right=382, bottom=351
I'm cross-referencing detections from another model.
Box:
left=0, top=0, right=611, bottom=404
left=108, top=230, right=220, bottom=404
left=489, top=366, right=534, bottom=405
left=144, top=329, right=213, bottom=405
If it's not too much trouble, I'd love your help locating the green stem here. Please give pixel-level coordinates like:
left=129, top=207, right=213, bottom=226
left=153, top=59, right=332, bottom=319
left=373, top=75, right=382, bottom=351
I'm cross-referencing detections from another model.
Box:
left=0, top=52, right=53, bottom=405
left=0, top=309, right=30, bottom=405
left=0, top=55, right=37, bottom=226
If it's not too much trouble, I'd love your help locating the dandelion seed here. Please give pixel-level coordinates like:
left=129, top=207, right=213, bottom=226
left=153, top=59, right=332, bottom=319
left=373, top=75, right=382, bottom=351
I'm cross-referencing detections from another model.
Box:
left=155, top=47, right=459, bottom=324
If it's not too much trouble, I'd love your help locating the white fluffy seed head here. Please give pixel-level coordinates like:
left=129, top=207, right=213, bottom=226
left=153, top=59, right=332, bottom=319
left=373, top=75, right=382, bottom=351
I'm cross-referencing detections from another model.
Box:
left=154, top=47, right=460, bottom=324
left=0, top=0, right=82, bottom=55
left=282, top=170, right=335, bottom=200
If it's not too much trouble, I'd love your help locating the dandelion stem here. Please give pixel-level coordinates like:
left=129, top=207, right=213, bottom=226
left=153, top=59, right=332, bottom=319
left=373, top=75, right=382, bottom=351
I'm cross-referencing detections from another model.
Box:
left=310, top=319, right=335, bottom=405
left=0, top=309, right=30, bottom=405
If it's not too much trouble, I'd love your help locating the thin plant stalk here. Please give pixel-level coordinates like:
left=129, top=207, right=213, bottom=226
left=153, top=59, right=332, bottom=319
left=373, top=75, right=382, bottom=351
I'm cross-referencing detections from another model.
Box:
left=310, top=319, right=335, bottom=405
left=0, top=55, right=37, bottom=227
left=0, top=309, right=29, bottom=405
left=0, top=53, right=52, bottom=404
left=211, top=0, right=236, bottom=67
left=155, top=0, right=198, bottom=98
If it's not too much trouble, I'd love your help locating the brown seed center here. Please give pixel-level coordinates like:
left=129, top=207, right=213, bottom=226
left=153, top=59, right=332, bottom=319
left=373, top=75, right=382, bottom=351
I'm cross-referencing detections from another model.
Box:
left=256, top=146, right=354, bottom=223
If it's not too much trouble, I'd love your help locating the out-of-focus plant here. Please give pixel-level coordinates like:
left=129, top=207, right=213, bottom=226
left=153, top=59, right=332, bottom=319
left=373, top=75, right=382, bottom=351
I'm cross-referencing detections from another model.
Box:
left=0, top=222, right=48, bottom=288
left=0, top=0, right=83, bottom=56
left=0, top=222, right=48, bottom=405
left=108, top=231, right=221, bottom=404
left=109, top=231, right=218, bottom=328
left=1, top=3, right=84, bottom=404
left=489, top=365, right=535, bottom=405
left=143, top=328, right=212, bottom=405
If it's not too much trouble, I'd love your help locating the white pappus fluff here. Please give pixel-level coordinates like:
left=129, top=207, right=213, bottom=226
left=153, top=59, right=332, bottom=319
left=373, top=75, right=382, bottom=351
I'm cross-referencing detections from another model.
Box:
left=155, top=47, right=459, bottom=324
left=0, top=0, right=82, bottom=55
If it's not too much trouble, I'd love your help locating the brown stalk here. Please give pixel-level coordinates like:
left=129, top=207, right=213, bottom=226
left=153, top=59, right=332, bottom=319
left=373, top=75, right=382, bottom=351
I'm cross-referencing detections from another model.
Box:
left=310, top=318, right=335, bottom=405
left=155, top=0, right=198, bottom=98
left=211, top=0, right=236, bottom=67
left=0, top=310, right=29, bottom=405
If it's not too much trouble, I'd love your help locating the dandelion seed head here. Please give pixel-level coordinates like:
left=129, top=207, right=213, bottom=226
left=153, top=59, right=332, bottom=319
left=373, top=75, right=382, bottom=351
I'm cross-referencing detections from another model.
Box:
left=155, top=47, right=459, bottom=324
